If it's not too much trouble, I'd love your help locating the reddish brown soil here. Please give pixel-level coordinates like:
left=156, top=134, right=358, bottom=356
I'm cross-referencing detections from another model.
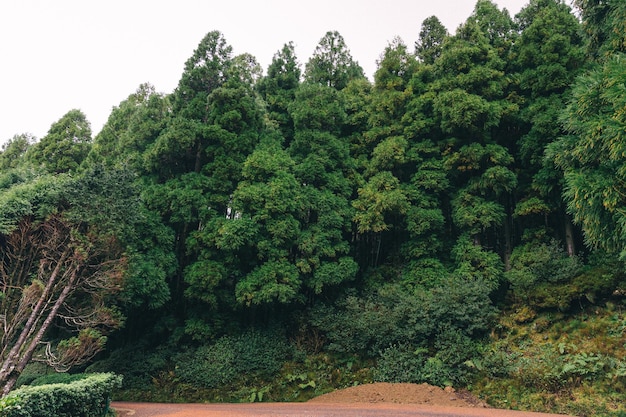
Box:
left=308, top=382, right=488, bottom=407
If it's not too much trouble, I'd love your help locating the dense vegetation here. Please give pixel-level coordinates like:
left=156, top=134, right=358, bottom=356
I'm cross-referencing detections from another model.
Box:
left=1, top=0, right=626, bottom=415
left=0, top=373, right=121, bottom=417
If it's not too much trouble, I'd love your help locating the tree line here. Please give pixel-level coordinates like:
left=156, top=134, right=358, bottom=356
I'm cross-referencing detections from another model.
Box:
left=1, top=0, right=625, bottom=396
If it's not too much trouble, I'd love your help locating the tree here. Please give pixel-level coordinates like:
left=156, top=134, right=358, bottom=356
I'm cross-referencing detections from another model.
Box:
left=172, top=30, right=233, bottom=118
left=304, top=31, right=365, bottom=90
left=415, top=16, right=449, bottom=65
left=142, top=32, right=264, bottom=316
left=287, top=83, right=358, bottom=296
left=0, top=215, right=124, bottom=394
left=573, top=0, right=626, bottom=58
left=27, top=109, right=92, bottom=173
left=432, top=15, right=517, bottom=253
left=511, top=0, right=585, bottom=256
left=0, top=167, right=136, bottom=393
left=468, top=0, right=517, bottom=56
left=555, top=54, right=626, bottom=256
left=220, top=136, right=304, bottom=306
left=0, top=157, right=174, bottom=393
left=0, top=134, right=35, bottom=170
left=88, top=83, right=170, bottom=170
left=257, top=42, right=301, bottom=144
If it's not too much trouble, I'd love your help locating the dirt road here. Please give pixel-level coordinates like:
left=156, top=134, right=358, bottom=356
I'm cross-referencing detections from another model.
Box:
left=112, top=402, right=574, bottom=417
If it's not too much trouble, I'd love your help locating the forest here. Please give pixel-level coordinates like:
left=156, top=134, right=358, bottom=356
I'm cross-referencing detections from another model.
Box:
left=1, top=0, right=626, bottom=414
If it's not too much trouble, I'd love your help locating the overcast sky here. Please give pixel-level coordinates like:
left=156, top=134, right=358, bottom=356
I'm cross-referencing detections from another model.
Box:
left=0, top=0, right=531, bottom=146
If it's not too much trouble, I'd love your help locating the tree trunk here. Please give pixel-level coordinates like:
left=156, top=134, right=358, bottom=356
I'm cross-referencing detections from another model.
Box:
left=0, top=249, right=70, bottom=389
left=564, top=214, right=576, bottom=257
left=503, top=213, right=513, bottom=271
left=0, top=265, right=78, bottom=395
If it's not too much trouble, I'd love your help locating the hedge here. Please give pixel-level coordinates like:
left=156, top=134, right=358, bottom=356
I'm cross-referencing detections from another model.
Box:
left=0, top=373, right=122, bottom=417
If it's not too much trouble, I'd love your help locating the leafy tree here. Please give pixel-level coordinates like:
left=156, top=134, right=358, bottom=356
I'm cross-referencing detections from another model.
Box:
left=0, top=170, right=131, bottom=393
left=468, top=0, right=517, bottom=56
left=574, top=0, right=626, bottom=58
left=257, top=43, right=301, bottom=144
left=555, top=54, right=626, bottom=256
left=415, top=16, right=449, bottom=65
left=0, top=134, right=35, bottom=170
left=354, top=38, right=421, bottom=266
left=432, top=15, right=517, bottom=253
left=341, top=77, right=373, bottom=168
left=511, top=0, right=585, bottom=255
left=26, top=109, right=92, bottom=173
left=172, top=30, right=233, bottom=118
left=142, top=32, right=265, bottom=323
left=65, top=165, right=174, bottom=311
left=88, top=83, right=170, bottom=170
left=225, top=136, right=303, bottom=306
left=287, top=83, right=358, bottom=297
left=304, top=31, right=365, bottom=90
left=550, top=0, right=626, bottom=257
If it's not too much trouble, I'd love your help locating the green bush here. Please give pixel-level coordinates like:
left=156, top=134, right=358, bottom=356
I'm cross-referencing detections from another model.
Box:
left=373, top=344, right=427, bottom=383
left=311, top=277, right=495, bottom=357
left=373, top=328, right=481, bottom=387
left=0, top=373, right=122, bottom=417
left=86, top=343, right=172, bottom=389
left=309, top=289, right=423, bottom=355
left=174, top=328, right=293, bottom=388
left=174, top=337, right=238, bottom=388
left=14, top=363, right=52, bottom=388
left=29, top=373, right=89, bottom=387
left=505, top=240, right=589, bottom=309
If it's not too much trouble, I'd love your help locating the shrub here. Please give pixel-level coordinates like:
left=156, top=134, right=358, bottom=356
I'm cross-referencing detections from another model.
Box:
left=14, top=363, right=51, bottom=388
left=29, top=373, right=89, bottom=387
left=174, top=337, right=238, bottom=388
left=373, top=327, right=482, bottom=387
left=174, top=328, right=293, bottom=388
left=309, top=289, right=423, bottom=355
left=86, top=343, right=172, bottom=389
left=505, top=240, right=585, bottom=309
left=0, top=373, right=122, bottom=417
left=373, top=344, right=427, bottom=383
left=311, top=276, right=495, bottom=365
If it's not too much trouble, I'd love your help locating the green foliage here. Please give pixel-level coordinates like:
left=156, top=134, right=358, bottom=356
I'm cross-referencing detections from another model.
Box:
left=304, top=31, right=365, bottom=90
left=0, top=373, right=121, bottom=417
left=86, top=343, right=172, bottom=390
left=88, top=83, right=169, bottom=170
left=507, top=241, right=623, bottom=310
left=0, top=134, right=34, bottom=170
left=28, top=373, right=89, bottom=387
left=174, top=329, right=293, bottom=389
left=7, top=4, right=626, bottom=415
left=506, top=240, right=583, bottom=302
left=416, top=16, right=449, bottom=64
left=556, top=53, right=626, bottom=256
left=26, top=109, right=92, bottom=173
left=373, top=344, right=428, bottom=383
left=311, top=276, right=495, bottom=359
left=236, top=260, right=301, bottom=305
left=374, top=328, right=481, bottom=387
left=0, top=172, right=68, bottom=234
left=475, top=302, right=626, bottom=415
left=257, top=42, right=300, bottom=142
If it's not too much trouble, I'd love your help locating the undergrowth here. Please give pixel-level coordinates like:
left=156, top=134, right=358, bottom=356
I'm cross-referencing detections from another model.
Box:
left=473, top=301, right=626, bottom=417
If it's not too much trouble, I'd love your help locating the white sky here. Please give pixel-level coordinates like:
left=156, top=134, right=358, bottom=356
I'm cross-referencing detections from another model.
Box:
left=0, top=0, right=531, bottom=146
